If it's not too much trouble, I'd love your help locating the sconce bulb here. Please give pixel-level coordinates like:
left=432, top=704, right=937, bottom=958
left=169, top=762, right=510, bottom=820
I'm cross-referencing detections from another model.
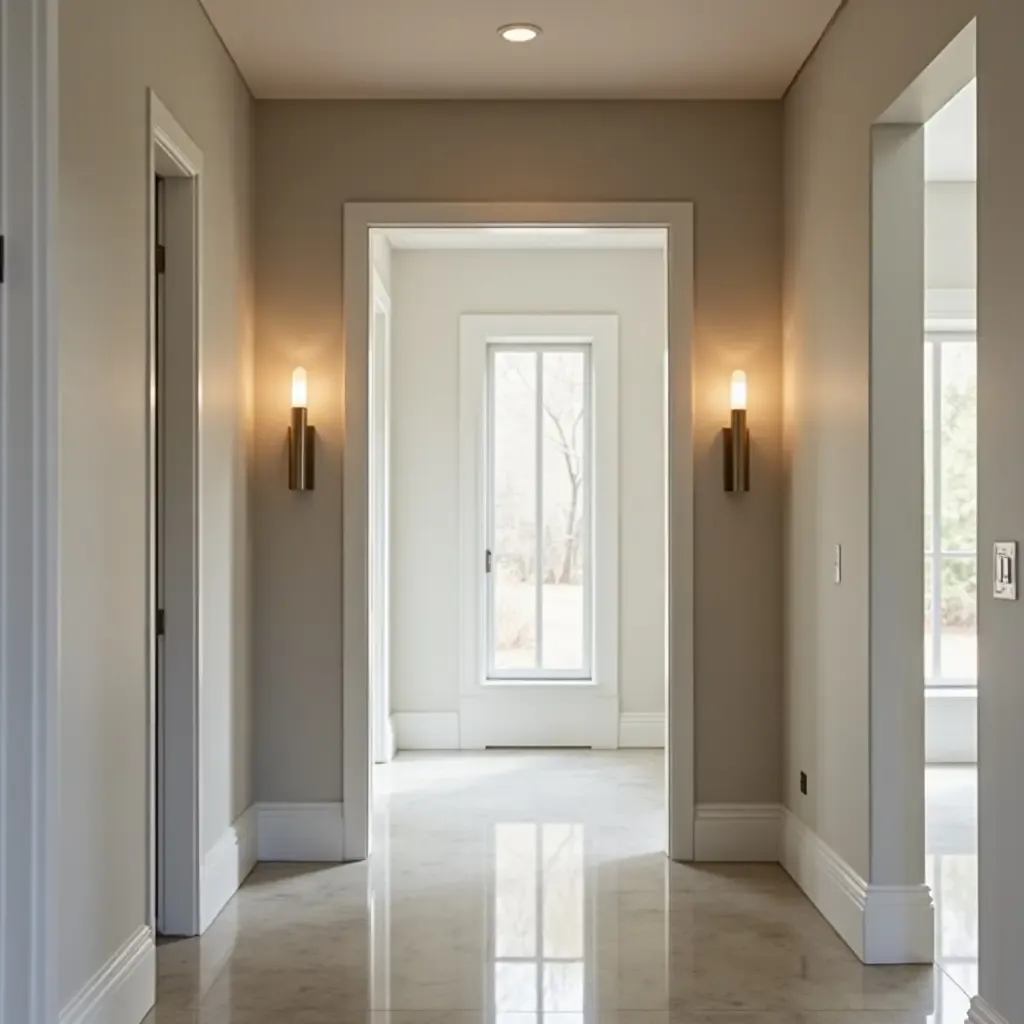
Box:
left=730, top=370, right=747, bottom=411
left=291, top=367, right=308, bottom=409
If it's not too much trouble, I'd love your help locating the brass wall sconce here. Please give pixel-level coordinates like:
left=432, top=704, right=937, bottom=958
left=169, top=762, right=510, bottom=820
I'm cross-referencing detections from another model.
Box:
left=288, top=367, right=315, bottom=491
left=723, top=370, right=750, bottom=493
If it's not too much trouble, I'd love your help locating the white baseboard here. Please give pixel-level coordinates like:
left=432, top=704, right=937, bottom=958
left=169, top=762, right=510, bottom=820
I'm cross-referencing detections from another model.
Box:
left=459, top=694, right=619, bottom=749
left=393, top=711, right=460, bottom=750
left=781, top=809, right=933, bottom=964
left=619, top=712, right=665, bottom=748
left=60, top=925, right=155, bottom=1024
left=200, top=805, right=258, bottom=931
left=256, top=802, right=345, bottom=861
left=967, top=996, right=1010, bottom=1024
left=695, top=803, right=782, bottom=861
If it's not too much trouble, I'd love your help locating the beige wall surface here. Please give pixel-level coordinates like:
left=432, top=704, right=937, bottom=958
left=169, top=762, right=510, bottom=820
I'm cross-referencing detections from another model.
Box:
left=782, top=0, right=976, bottom=882
left=254, top=101, right=784, bottom=805
left=388, top=247, right=667, bottom=717
left=59, top=0, right=254, bottom=1008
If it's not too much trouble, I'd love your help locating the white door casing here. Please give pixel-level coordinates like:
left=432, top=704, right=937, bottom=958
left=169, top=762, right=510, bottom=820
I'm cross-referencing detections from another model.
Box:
left=342, top=202, right=695, bottom=863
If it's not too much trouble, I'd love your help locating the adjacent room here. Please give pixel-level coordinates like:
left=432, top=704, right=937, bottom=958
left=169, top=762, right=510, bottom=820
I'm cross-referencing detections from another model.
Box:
left=922, top=78, right=979, bottom=1008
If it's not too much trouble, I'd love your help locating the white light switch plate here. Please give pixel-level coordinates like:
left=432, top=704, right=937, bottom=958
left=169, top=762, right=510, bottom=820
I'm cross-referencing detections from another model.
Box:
left=994, top=541, right=1018, bottom=601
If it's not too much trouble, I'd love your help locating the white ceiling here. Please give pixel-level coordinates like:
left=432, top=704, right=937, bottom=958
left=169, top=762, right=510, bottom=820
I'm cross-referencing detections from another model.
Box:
left=925, top=81, right=976, bottom=182
left=382, top=226, right=668, bottom=251
left=201, top=0, right=844, bottom=100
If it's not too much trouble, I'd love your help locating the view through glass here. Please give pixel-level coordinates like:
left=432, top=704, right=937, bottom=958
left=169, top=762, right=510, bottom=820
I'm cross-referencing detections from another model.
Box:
left=489, top=345, right=590, bottom=678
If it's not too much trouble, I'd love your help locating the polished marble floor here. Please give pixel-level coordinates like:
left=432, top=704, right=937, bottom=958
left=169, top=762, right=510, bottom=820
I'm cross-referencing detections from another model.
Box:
left=147, top=752, right=977, bottom=1023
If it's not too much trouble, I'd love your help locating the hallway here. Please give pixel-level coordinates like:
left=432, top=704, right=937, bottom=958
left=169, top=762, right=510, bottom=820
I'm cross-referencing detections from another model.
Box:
left=147, top=753, right=968, bottom=1023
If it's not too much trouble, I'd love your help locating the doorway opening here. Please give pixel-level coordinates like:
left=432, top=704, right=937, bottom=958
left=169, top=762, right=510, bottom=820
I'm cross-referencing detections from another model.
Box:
left=868, top=15, right=976, bottom=981
left=342, top=203, right=696, bottom=868
left=148, top=93, right=203, bottom=937
left=922, top=78, right=978, bottom=1006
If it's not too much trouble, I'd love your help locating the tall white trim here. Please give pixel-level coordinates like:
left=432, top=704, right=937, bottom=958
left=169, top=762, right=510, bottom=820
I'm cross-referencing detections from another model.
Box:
left=0, top=0, right=60, bottom=1021
left=58, top=927, right=154, bottom=1024
left=147, top=90, right=204, bottom=938
left=342, top=202, right=695, bottom=863
left=781, top=810, right=934, bottom=964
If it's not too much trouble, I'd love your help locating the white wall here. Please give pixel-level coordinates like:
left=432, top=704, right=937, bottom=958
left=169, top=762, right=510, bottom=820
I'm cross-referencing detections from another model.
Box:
left=59, top=0, right=254, bottom=1010
left=388, top=248, right=666, bottom=720
left=926, top=181, right=976, bottom=290
left=925, top=180, right=977, bottom=765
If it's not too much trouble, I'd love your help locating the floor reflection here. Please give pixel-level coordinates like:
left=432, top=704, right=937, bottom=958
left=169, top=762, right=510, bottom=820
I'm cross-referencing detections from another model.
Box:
left=926, top=763, right=978, bottom=1013
left=147, top=751, right=974, bottom=1023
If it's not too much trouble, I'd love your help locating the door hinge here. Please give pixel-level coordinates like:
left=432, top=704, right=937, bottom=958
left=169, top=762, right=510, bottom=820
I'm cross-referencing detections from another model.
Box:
left=0, top=235, right=5, bottom=283
left=155, top=243, right=166, bottom=275
left=156, top=608, right=166, bottom=637
left=485, top=549, right=493, bottom=574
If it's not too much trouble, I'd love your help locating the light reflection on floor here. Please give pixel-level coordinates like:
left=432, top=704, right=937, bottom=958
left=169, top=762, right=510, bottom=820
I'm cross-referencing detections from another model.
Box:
left=146, top=752, right=978, bottom=1023
left=926, top=763, right=978, bottom=1016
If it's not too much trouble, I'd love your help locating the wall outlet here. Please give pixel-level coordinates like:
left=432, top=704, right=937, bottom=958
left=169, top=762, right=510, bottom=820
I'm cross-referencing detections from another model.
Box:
left=800, top=771, right=808, bottom=796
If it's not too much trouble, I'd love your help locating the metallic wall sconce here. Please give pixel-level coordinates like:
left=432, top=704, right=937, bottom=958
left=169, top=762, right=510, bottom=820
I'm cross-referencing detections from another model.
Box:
left=288, top=367, right=315, bottom=491
left=723, top=370, right=750, bottom=493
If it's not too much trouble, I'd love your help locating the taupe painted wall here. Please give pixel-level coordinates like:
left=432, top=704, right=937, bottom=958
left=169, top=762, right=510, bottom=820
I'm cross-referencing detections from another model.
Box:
left=59, top=0, right=254, bottom=1007
left=782, top=0, right=975, bottom=882
left=253, top=102, right=784, bottom=805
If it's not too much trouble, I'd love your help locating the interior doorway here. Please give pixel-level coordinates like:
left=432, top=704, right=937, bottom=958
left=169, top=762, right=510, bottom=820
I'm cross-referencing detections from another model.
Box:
left=922, top=78, right=979, bottom=1007
left=147, top=93, right=203, bottom=937
left=867, top=15, right=976, bottom=978
left=342, top=203, right=696, bottom=864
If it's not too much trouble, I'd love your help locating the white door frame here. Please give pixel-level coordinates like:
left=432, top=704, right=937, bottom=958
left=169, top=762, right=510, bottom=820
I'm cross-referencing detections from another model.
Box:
left=369, top=267, right=394, bottom=764
left=0, top=0, right=60, bottom=1021
left=342, top=202, right=695, bottom=863
left=147, top=92, right=204, bottom=937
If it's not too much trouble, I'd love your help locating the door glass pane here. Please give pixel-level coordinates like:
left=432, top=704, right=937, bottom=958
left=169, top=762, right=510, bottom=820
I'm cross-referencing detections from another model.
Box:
left=940, top=555, right=976, bottom=682
left=492, top=351, right=538, bottom=671
left=925, top=555, right=934, bottom=680
left=940, top=342, right=976, bottom=553
left=924, top=341, right=934, bottom=553
left=540, top=350, right=587, bottom=671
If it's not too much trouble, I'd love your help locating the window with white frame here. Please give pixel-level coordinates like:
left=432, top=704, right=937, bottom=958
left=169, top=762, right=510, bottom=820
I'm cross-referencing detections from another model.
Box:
left=487, top=344, right=592, bottom=680
left=924, top=330, right=977, bottom=688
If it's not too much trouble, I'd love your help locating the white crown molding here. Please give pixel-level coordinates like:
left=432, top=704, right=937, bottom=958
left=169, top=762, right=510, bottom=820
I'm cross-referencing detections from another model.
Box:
left=256, top=803, right=345, bottom=862
left=781, top=810, right=934, bottom=964
left=619, top=712, right=666, bottom=748
left=694, top=804, right=782, bottom=862
left=200, top=806, right=258, bottom=932
left=59, top=926, right=155, bottom=1024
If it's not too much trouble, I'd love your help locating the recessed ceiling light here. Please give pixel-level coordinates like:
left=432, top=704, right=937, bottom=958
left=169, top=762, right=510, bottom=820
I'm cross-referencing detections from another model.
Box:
left=498, top=23, right=542, bottom=43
